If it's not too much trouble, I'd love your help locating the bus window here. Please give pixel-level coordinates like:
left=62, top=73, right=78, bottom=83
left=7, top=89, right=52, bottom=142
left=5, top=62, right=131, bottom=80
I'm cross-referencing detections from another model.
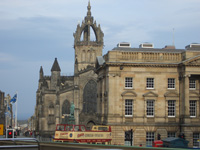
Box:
left=98, top=127, right=108, bottom=131
left=69, top=125, right=73, bottom=131
left=57, top=125, right=64, bottom=131
left=65, top=125, right=73, bottom=131
left=74, top=126, right=79, bottom=131
left=81, top=126, right=86, bottom=131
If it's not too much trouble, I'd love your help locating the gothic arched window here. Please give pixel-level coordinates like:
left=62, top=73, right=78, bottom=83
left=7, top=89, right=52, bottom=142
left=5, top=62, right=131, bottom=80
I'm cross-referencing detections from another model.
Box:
left=62, top=100, right=70, bottom=124
left=62, top=100, right=70, bottom=115
left=82, top=50, right=86, bottom=62
left=83, top=80, right=97, bottom=113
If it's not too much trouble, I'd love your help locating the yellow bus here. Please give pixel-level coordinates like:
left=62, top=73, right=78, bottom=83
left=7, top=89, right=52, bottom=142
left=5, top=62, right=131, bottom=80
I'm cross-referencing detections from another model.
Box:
left=53, top=124, right=112, bottom=145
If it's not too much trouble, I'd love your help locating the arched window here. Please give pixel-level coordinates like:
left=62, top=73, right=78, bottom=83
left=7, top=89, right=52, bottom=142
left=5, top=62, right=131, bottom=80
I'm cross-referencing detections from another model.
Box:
left=82, top=50, right=86, bottom=62
left=90, top=26, right=96, bottom=41
left=80, top=25, right=97, bottom=42
left=87, top=50, right=90, bottom=62
left=62, top=100, right=70, bottom=115
left=83, top=80, right=97, bottom=113
left=62, top=100, right=70, bottom=124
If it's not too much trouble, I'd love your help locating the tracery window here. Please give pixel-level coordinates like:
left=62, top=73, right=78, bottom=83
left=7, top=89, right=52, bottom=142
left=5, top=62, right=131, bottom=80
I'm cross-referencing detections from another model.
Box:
left=62, top=100, right=70, bottom=115
left=62, top=100, right=70, bottom=124
left=83, top=80, right=97, bottom=113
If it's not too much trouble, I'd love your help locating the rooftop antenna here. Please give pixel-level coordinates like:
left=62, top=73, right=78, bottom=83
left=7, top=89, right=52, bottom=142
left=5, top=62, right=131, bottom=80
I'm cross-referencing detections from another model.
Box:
left=172, top=28, right=175, bottom=46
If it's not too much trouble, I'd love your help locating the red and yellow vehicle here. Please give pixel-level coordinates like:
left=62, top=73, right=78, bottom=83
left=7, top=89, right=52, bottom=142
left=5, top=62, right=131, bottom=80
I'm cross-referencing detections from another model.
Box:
left=53, top=124, right=112, bottom=145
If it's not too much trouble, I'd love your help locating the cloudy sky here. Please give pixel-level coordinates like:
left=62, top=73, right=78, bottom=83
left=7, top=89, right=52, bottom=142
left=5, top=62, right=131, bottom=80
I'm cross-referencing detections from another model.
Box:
left=0, top=0, right=200, bottom=120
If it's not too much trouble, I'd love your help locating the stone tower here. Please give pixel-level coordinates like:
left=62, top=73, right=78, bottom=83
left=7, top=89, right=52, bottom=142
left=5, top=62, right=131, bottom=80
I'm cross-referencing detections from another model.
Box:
left=35, top=1, right=104, bottom=136
left=73, top=1, right=104, bottom=127
left=73, top=1, right=104, bottom=73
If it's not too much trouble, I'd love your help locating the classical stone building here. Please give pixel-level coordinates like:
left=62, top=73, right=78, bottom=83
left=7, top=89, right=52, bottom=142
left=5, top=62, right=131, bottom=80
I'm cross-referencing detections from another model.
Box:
left=96, top=43, right=200, bottom=147
left=35, top=2, right=103, bottom=136
left=35, top=1, right=200, bottom=148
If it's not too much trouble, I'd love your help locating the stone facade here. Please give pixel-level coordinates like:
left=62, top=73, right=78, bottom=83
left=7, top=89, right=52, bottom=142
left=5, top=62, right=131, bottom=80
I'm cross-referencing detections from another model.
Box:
left=34, top=1, right=200, bottom=148
left=96, top=45, right=200, bottom=147
left=35, top=1, right=103, bottom=136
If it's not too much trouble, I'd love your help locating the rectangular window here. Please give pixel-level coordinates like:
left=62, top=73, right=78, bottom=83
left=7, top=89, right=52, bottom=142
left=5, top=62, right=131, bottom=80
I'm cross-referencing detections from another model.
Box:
left=125, top=99, right=133, bottom=117
left=168, top=100, right=175, bottom=117
left=146, top=132, right=154, bottom=147
left=193, top=133, right=200, bottom=148
left=125, top=77, right=133, bottom=89
left=146, top=100, right=154, bottom=117
left=168, top=132, right=176, bottom=137
left=190, top=79, right=196, bottom=89
left=190, top=100, right=196, bottom=117
left=168, top=78, right=175, bottom=89
left=146, top=78, right=154, bottom=89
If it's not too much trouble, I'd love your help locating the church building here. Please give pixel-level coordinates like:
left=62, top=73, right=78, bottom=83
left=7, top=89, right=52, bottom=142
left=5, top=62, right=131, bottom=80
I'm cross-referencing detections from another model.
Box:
left=35, top=1, right=103, bottom=136
left=34, top=1, right=200, bottom=148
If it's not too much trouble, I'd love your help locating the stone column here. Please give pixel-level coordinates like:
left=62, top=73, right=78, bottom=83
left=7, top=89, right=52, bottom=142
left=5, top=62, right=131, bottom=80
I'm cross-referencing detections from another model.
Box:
left=184, top=75, right=190, bottom=123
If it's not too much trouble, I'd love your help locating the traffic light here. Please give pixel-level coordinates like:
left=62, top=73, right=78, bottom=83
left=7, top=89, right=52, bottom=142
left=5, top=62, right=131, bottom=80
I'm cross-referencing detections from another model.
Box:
left=179, top=133, right=185, bottom=140
left=7, top=129, right=14, bottom=138
left=157, top=133, right=161, bottom=140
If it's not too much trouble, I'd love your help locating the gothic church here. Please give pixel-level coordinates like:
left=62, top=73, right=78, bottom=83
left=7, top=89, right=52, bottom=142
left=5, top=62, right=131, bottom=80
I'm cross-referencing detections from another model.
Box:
left=35, top=1, right=104, bottom=136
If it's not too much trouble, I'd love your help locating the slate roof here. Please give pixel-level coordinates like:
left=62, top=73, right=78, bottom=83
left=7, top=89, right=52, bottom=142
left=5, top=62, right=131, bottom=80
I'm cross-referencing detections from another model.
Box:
left=51, top=58, right=61, bottom=71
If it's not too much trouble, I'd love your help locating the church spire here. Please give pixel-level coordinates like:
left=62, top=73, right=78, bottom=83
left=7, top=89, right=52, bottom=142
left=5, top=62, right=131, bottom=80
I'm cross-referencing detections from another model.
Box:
left=51, top=58, right=61, bottom=72
left=87, top=0, right=91, bottom=17
left=39, top=66, right=44, bottom=79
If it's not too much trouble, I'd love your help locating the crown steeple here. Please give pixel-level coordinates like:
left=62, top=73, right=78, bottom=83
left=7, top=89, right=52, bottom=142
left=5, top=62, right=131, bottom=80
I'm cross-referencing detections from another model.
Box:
left=73, top=1, right=104, bottom=72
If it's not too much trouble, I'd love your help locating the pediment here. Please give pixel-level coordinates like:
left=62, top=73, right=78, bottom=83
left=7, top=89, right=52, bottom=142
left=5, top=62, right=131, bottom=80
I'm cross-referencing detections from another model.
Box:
left=189, top=91, right=199, bottom=98
left=183, top=55, right=200, bottom=66
left=143, top=91, right=158, bottom=97
left=121, top=91, right=137, bottom=97
left=164, top=91, right=179, bottom=97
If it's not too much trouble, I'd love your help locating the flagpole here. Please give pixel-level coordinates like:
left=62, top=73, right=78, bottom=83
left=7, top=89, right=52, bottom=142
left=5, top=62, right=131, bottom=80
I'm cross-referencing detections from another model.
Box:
left=5, top=96, right=8, bottom=138
left=15, top=92, right=18, bottom=129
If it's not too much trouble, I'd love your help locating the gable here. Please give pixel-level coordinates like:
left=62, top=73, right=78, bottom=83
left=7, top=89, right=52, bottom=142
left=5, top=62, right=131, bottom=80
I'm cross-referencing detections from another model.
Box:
left=121, top=91, right=137, bottom=97
left=189, top=91, right=199, bottom=98
left=164, top=91, right=179, bottom=97
left=183, top=55, right=200, bottom=66
left=143, top=91, right=158, bottom=97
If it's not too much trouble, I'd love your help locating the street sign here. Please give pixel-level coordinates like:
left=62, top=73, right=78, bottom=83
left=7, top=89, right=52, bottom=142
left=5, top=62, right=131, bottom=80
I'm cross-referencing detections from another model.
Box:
left=0, top=124, right=3, bottom=135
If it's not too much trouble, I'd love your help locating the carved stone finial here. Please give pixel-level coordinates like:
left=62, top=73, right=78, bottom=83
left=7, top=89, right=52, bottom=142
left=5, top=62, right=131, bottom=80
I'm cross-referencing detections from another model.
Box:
left=87, top=0, right=91, bottom=17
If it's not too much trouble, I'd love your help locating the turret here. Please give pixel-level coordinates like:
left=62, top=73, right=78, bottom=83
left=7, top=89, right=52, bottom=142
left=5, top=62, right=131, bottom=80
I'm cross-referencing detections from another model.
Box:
left=50, top=58, right=61, bottom=90
left=39, top=66, right=44, bottom=80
